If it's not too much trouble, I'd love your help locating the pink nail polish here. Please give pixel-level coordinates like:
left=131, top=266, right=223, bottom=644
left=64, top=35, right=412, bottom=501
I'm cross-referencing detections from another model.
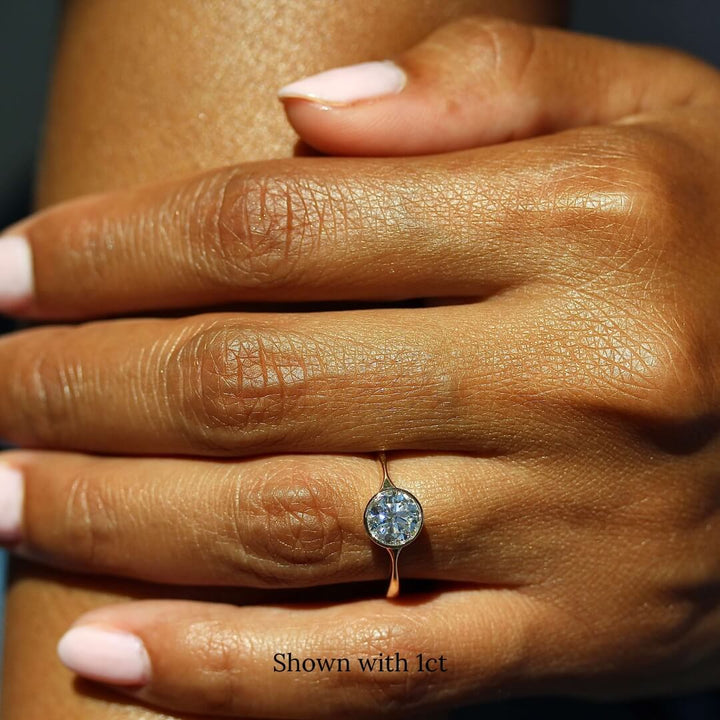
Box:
left=57, top=626, right=152, bottom=686
left=0, top=464, right=23, bottom=542
left=278, top=60, right=406, bottom=106
left=0, top=235, right=34, bottom=310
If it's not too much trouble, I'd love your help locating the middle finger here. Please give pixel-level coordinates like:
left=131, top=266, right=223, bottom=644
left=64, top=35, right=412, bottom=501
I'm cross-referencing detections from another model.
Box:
left=0, top=305, right=525, bottom=456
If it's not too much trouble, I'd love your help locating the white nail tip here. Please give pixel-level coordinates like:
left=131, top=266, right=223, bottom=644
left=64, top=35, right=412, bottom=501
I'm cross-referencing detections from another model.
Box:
left=57, top=625, right=152, bottom=686
left=0, top=235, right=34, bottom=309
left=278, top=60, right=407, bottom=105
left=0, top=464, right=23, bottom=541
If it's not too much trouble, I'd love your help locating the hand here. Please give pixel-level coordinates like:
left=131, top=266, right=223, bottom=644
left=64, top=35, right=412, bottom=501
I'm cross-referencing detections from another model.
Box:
left=2, top=17, right=720, bottom=719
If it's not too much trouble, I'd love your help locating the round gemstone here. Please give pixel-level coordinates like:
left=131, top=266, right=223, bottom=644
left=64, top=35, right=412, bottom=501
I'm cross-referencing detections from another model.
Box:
left=364, top=488, right=423, bottom=548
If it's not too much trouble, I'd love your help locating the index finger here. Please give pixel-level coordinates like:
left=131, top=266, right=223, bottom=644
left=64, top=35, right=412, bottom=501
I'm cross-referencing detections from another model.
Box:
left=0, top=146, right=558, bottom=320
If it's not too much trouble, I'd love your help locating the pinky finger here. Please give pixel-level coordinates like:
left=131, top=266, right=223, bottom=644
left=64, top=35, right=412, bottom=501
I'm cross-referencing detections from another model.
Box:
left=57, top=590, right=552, bottom=719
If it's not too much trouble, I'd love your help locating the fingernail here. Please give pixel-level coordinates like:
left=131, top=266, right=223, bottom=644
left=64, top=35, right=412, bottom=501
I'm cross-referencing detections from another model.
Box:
left=0, top=464, right=23, bottom=542
left=278, top=60, right=406, bottom=106
left=57, top=625, right=152, bottom=686
left=0, top=235, right=34, bottom=310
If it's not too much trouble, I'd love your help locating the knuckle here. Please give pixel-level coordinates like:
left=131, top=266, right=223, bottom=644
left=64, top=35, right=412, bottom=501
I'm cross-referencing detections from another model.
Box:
left=362, top=670, right=434, bottom=715
left=4, top=328, right=75, bottom=446
left=551, top=298, right=712, bottom=426
left=614, top=307, right=711, bottom=424
left=420, top=17, right=537, bottom=96
left=650, top=599, right=699, bottom=650
left=545, top=127, right=680, bottom=264
left=235, top=463, right=348, bottom=585
left=544, top=124, right=697, bottom=260
left=626, top=588, right=700, bottom=662
left=196, top=169, right=323, bottom=290
left=590, top=125, right=694, bottom=248
left=58, top=466, right=120, bottom=570
left=623, top=500, right=720, bottom=662
left=604, top=127, right=680, bottom=222
left=448, top=16, right=535, bottom=69
left=181, top=620, right=245, bottom=714
left=169, top=322, right=328, bottom=452
left=537, top=126, right=714, bottom=426
left=334, top=617, right=435, bottom=713
left=648, top=331, right=712, bottom=425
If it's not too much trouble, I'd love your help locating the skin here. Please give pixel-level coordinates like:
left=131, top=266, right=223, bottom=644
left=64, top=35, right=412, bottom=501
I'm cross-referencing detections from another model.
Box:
left=37, top=0, right=564, bottom=206
left=0, top=1, right=567, bottom=719
left=2, top=14, right=720, bottom=720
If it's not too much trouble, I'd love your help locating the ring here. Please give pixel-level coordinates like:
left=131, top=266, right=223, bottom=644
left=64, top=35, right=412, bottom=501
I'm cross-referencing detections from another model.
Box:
left=364, top=451, right=424, bottom=598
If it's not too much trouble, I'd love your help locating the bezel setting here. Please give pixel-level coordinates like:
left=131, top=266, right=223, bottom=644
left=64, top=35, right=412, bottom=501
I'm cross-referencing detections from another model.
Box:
left=365, top=452, right=425, bottom=598
left=363, top=487, right=424, bottom=549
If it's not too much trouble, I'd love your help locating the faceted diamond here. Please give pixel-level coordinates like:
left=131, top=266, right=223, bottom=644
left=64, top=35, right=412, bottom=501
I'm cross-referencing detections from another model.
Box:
left=364, top=488, right=423, bottom=548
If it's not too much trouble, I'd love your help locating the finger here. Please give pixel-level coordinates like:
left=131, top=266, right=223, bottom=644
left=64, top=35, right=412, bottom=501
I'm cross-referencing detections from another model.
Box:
left=0, top=145, right=542, bottom=320
left=2, top=450, right=542, bottom=589
left=56, top=591, right=554, bottom=718
left=0, top=306, right=533, bottom=456
left=278, top=16, right=720, bottom=156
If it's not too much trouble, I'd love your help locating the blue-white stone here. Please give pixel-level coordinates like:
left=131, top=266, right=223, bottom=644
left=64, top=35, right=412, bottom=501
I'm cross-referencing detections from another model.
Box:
left=364, top=488, right=423, bottom=547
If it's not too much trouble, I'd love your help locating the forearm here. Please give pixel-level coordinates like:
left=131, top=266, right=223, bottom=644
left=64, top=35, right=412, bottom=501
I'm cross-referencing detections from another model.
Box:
left=37, top=0, right=565, bottom=204
left=4, top=1, right=565, bottom=717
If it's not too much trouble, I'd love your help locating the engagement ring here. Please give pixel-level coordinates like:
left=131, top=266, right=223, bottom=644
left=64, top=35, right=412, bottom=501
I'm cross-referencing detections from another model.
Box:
left=364, top=451, right=424, bottom=598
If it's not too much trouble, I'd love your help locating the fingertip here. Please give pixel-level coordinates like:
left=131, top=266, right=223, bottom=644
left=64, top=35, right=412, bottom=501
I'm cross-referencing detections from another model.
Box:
left=0, top=461, right=23, bottom=543
left=280, top=76, right=496, bottom=157
left=57, top=624, right=152, bottom=686
left=0, top=235, right=34, bottom=313
left=280, top=98, right=386, bottom=155
left=281, top=94, right=446, bottom=157
left=278, top=60, right=406, bottom=106
left=278, top=60, right=426, bottom=156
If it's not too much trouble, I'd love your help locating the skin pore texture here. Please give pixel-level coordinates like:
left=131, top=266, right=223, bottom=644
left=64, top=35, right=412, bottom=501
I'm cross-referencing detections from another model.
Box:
left=2, top=1, right=564, bottom=717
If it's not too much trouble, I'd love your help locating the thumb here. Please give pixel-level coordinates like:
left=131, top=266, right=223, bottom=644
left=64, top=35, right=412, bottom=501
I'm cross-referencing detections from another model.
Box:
left=278, top=17, right=720, bottom=156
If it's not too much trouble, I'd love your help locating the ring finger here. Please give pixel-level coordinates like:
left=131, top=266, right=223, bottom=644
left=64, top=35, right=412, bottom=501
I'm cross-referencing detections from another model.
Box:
left=2, top=450, right=544, bottom=589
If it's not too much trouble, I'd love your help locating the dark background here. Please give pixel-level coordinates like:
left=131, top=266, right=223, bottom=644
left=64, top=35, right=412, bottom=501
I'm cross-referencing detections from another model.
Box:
left=1, top=1, right=719, bottom=716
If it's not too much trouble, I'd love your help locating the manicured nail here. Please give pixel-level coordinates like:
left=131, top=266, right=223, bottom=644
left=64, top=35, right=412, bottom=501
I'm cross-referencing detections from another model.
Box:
left=57, top=625, right=152, bottom=686
left=0, top=464, right=23, bottom=542
left=0, top=235, right=34, bottom=310
left=278, top=60, right=406, bottom=106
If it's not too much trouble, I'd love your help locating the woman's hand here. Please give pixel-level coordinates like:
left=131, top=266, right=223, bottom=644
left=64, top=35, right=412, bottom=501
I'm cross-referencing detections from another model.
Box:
left=2, top=17, right=720, bottom=719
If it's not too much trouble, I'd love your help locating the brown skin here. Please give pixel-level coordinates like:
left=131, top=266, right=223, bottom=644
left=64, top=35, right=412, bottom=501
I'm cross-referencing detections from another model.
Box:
left=2, top=2, right=564, bottom=718
left=37, top=0, right=564, bottom=206
left=3, top=12, right=720, bottom=719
